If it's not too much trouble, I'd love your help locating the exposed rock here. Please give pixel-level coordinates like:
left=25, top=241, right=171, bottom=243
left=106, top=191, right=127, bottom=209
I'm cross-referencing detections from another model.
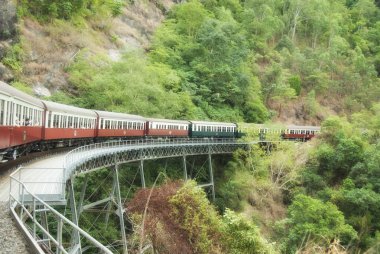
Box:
left=33, top=83, right=51, bottom=97
left=108, top=49, right=122, bottom=61
left=0, top=0, right=17, bottom=40
left=0, top=42, right=9, bottom=59
left=0, top=62, right=14, bottom=82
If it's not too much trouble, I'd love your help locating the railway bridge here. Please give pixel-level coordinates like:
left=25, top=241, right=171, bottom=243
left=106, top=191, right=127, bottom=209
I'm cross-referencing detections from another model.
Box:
left=7, top=138, right=260, bottom=254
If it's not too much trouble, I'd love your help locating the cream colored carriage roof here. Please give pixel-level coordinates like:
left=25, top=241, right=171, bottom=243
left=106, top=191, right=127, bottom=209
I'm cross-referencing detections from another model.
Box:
left=190, top=120, right=237, bottom=127
left=286, top=125, right=321, bottom=131
left=147, top=118, right=189, bottom=124
left=43, top=100, right=97, bottom=118
left=0, top=81, right=44, bottom=108
left=95, top=110, right=146, bottom=121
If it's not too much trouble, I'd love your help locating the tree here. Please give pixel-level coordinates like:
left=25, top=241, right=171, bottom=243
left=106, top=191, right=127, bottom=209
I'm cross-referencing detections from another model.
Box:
left=280, top=194, right=357, bottom=252
left=222, top=209, right=274, bottom=254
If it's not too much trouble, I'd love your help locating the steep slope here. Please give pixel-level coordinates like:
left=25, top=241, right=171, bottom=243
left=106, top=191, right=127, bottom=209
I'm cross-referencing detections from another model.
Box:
left=1, top=1, right=176, bottom=96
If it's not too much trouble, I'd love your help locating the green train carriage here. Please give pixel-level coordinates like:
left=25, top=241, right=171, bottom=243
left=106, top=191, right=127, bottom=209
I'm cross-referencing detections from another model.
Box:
left=189, top=121, right=241, bottom=138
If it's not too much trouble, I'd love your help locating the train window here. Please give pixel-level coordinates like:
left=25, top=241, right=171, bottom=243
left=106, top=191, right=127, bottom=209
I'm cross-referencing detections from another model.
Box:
left=33, top=110, right=37, bottom=126
left=67, top=116, right=72, bottom=128
left=7, top=101, right=13, bottom=126
left=63, top=116, right=67, bottom=128
left=53, top=114, right=58, bottom=128
left=47, top=111, right=51, bottom=127
left=0, top=99, right=4, bottom=126
left=73, top=117, right=77, bottom=128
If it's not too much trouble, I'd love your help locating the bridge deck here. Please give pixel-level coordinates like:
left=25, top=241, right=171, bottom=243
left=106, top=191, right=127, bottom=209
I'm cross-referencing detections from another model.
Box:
left=1, top=154, right=65, bottom=202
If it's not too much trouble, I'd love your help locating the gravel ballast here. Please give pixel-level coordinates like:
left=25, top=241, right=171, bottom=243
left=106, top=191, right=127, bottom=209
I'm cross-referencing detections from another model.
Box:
left=0, top=202, right=31, bottom=253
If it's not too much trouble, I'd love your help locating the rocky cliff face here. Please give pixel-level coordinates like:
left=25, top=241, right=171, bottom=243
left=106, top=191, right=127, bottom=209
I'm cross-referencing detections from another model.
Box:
left=0, top=0, right=17, bottom=82
left=0, top=0, right=16, bottom=40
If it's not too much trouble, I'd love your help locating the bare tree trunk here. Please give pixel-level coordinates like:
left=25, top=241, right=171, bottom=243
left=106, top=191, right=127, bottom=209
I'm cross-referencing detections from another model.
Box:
left=291, top=7, right=301, bottom=41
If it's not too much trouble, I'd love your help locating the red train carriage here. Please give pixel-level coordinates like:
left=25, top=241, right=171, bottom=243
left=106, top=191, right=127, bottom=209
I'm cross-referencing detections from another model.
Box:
left=43, top=100, right=97, bottom=143
left=95, top=111, right=146, bottom=138
left=282, top=125, right=320, bottom=140
left=0, top=82, right=45, bottom=159
left=146, top=118, right=189, bottom=137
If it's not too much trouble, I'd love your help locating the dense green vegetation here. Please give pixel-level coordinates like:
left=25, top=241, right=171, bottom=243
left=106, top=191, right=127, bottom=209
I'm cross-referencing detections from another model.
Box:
left=18, top=0, right=124, bottom=21
left=213, top=104, right=380, bottom=252
left=297, top=105, right=380, bottom=252
left=49, top=0, right=379, bottom=122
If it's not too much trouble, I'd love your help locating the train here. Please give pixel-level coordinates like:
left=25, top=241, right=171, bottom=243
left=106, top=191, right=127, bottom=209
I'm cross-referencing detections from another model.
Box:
left=250, top=124, right=320, bottom=141
left=0, top=81, right=320, bottom=162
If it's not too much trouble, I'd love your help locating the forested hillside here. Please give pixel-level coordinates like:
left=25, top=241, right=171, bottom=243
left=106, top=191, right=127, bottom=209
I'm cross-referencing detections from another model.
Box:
left=0, top=0, right=379, bottom=253
left=1, top=0, right=379, bottom=123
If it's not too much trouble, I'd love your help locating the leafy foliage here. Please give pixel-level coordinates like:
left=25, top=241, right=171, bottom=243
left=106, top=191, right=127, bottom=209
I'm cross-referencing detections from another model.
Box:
left=279, top=194, right=357, bottom=252
left=297, top=107, right=380, bottom=252
left=169, top=180, right=224, bottom=254
left=222, top=209, right=274, bottom=254
left=18, top=0, right=124, bottom=21
left=65, top=51, right=197, bottom=119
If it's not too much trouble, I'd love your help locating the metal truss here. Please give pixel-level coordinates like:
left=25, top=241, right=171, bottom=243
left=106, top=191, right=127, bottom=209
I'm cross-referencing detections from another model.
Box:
left=64, top=139, right=250, bottom=178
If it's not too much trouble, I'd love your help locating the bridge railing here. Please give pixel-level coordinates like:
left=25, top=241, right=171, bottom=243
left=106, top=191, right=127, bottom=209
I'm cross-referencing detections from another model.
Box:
left=9, top=167, right=113, bottom=254
left=63, top=138, right=239, bottom=181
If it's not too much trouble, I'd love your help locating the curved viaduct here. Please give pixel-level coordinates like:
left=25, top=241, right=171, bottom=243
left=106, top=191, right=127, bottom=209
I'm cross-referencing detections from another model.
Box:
left=9, top=138, right=256, bottom=254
